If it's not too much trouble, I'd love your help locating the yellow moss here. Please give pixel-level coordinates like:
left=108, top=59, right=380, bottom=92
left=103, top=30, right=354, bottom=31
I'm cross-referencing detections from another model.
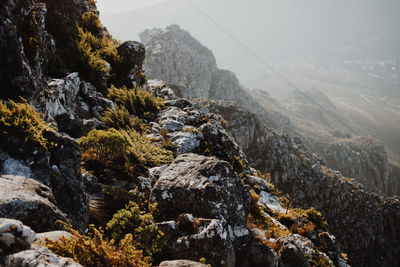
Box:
left=100, top=106, right=147, bottom=132
left=107, top=85, right=165, bottom=120
left=44, top=222, right=150, bottom=267
left=79, top=128, right=173, bottom=180
left=0, top=99, right=54, bottom=150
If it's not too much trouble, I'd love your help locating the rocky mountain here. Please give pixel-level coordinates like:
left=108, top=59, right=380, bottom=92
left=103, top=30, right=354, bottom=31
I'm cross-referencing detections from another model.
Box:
left=140, top=25, right=400, bottom=265
left=141, top=24, right=400, bottom=198
left=0, top=1, right=398, bottom=267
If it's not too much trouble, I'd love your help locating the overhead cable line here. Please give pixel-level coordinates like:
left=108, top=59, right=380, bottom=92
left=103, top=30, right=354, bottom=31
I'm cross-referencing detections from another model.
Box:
left=187, top=0, right=301, bottom=90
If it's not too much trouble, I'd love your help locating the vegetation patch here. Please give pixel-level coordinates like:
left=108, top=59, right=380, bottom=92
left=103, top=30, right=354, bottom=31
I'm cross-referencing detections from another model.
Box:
left=100, top=106, right=147, bottom=133
left=107, top=85, right=165, bottom=120
left=0, top=100, right=54, bottom=150
left=106, top=201, right=164, bottom=260
left=79, top=128, right=173, bottom=181
left=44, top=222, right=150, bottom=267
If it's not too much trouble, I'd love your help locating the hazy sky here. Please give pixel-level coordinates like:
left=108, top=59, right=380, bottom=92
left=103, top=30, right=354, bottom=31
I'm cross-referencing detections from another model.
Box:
left=97, top=0, right=400, bottom=97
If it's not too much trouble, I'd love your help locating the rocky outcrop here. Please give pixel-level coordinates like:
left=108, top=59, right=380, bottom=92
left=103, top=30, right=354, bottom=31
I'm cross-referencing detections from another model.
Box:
left=0, top=130, right=89, bottom=232
left=0, top=175, right=68, bottom=233
left=0, top=0, right=49, bottom=100
left=151, top=154, right=250, bottom=226
left=159, top=260, right=208, bottom=267
left=193, top=99, right=400, bottom=266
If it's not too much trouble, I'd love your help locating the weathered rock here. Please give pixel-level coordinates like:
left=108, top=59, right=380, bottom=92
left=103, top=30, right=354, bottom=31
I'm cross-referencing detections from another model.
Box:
left=276, top=234, right=333, bottom=267
left=116, top=41, right=146, bottom=87
left=0, top=244, right=82, bottom=267
left=0, top=0, right=48, bottom=100
left=171, top=218, right=235, bottom=267
left=150, top=154, right=250, bottom=227
left=36, top=231, right=72, bottom=244
left=0, top=129, right=89, bottom=232
left=245, top=228, right=278, bottom=267
left=0, top=218, right=36, bottom=255
left=0, top=175, right=68, bottom=233
left=159, top=260, right=208, bottom=267
left=171, top=130, right=203, bottom=154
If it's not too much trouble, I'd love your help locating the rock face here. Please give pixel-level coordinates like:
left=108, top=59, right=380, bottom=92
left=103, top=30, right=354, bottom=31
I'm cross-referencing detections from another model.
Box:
left=151, top=154, right=250, bottom=226
left=0, top=175, right=68, bottom=233
left=0, top=0, right=48, bottom=100
left=0, top=130, right=89, bottom=232
left=116, top=41, right=146, bottom=87
left=194, top=99, right=400, bottom=266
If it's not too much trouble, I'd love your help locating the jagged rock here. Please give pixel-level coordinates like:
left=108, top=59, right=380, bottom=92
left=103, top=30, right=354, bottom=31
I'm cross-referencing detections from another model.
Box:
left=245, top=175, right=270, bottom=192
left=150, top=153, right=250, bottom=226
left=55, top=113, right=101, bottom=138
left=0, top=175, right=68, bottom=233
left=0, top=130, right=89, bottom=232
left=116, top=41, right=146, bottom=87
left=0, top=0, right=49, bottom=100
left=146, top=79, right=177, bottom=100
left=159, top=260, right=208, bottom=267
left=0, top=218, right=36, bottom=255
left=0, top=244, right=82, bottom=267
left=141, top=25, right=217, bottom=99
left=200, top=121, right=250, bottom=173
left=276, top=234, right=333, bottom=267
left=170, top=218, right=235, bottom=267
left=244, top=228, right=278, bottom=267
left=171, top=129, right=203, bottom=154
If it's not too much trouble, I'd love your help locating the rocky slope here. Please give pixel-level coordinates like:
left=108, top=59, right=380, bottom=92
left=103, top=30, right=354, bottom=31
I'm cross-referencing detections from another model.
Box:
left=0, top=1, right=399, bottom=267
left=141, top=24, right=399, bottom=197
left=140, top=25, right=400, bottom=265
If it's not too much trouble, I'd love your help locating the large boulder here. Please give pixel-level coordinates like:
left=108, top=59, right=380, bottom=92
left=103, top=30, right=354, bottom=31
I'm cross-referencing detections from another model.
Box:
left=116, top=41, right=146, bottom=87
left=150, top=153, right=250, bottom=227
left=0, top=175, right=68, bottom=233
left=159, top=260, right=208, bottom=267
left=0, top=130, right=89, bottom=232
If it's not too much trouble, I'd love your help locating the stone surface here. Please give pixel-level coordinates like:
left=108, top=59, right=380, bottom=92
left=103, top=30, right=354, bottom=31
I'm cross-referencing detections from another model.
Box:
left=0, top=244, right=82, bottom=267
left=0, top=175, right=68, bottom=233
left=151, top=154, right=250, bottom=227
left=116, top=41, right=146, bottom=87
left=0, top=218, right=36, bottom=255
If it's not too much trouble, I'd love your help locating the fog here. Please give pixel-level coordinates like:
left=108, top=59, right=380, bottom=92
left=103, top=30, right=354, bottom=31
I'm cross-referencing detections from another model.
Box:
left=98, top=0, right=399, bottom=98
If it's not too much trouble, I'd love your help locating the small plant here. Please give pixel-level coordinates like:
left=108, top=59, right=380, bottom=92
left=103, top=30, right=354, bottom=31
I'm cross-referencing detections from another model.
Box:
left=0, top=99, right=54, bottom=150
left=106, top=201, right=164, bottom=260
left=79, top=128, right=173, bottom=181
left=107, top=85, right=165, bottom=120
left=44, top=222, right=150, bottom=267
left=100, top=106, right=147, bottom=132
left=306, top=208, right=328, bottom=231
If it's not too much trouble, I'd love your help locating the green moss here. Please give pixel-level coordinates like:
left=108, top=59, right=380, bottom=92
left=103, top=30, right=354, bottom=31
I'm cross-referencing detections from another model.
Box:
left=79, top=128, right=173, bottom=181
left=107, top=85, right=165, bottom=120
left=100, top=106, right=147, bottom=133
left=106, top=201, right=164, bottom=260
left=0, top=99, right=54, bottom=150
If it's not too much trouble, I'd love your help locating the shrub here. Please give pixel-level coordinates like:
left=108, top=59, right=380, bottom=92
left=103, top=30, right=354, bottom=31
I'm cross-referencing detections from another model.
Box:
left=79, top=128, right=173, bottom=180
left=90, top=186, right=141, bottom=226
left=52, top=12, right=121, bottom=92
left=100, top=106, right=147, bottom=132
left=0, top=100, right=54, bottom=150
left=306, top=208, right=328, bottom=231
left=106, top=201, right=164, bottom=259
left=107, top=86, right=165, bottom=120
left=44, top=222, right=150, bottom=267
